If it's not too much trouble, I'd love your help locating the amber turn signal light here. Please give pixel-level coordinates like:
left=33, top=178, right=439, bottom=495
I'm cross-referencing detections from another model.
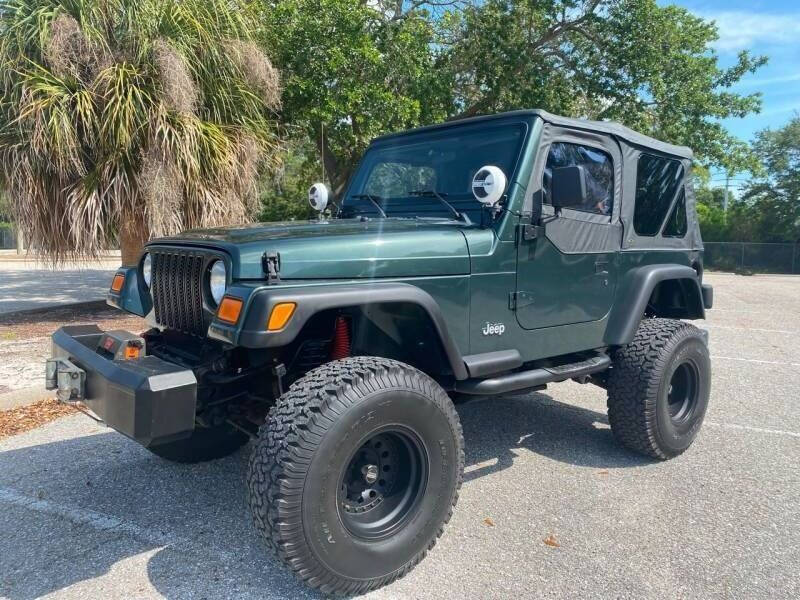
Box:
left=217, top=296, right=243, bottom=324
left=110, top=273, right=125, bottom=293
left=267, top=302, right=296, bottom=331
left=124, top=345, right=141, bottom=360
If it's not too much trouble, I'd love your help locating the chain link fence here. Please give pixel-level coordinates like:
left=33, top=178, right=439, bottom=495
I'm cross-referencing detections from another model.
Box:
left=704, top=242, right=800, bottom=274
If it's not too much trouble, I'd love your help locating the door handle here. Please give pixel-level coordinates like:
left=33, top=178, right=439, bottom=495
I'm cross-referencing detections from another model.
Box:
left=595, top=260, right=609, bottom=275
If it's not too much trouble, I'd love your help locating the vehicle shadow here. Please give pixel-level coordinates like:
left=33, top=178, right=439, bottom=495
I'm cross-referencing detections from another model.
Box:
left=0, top=391, right=653, bottom=599
left=456, top=391, right=655, bottom=483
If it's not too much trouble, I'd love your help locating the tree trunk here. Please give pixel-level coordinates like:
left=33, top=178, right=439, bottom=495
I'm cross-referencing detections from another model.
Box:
left=119, top=209, right=149, bottom=266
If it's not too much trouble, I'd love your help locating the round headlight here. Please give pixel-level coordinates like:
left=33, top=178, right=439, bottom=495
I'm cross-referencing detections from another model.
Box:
left=142, top=253, right=152, bottom=288
left=209, top=260, right=227, bottom=305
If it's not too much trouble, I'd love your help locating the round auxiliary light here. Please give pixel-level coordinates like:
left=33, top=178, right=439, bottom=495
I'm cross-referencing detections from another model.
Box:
left=471, top=165, right=507, bottom=207
left=209, top=260, right=227, bottom=305
left=142, top=253, right=152, bottom=288
left=308, top=183, right=330, bottom=212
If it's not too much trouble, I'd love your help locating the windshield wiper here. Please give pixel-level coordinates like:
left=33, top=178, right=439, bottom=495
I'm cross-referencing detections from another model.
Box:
left=350, top=194, right=387, bottom=218
left=408, top=190, right=471, bottom=224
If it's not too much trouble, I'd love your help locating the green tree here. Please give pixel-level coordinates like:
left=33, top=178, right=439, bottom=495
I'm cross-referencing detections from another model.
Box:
left=695, top=186, right=730, bottom=242
left=439, top=0, right=766, bottom=174
left=741, top=115, right=800, bottom=243
left=260, top=0, right=766, bottom=207
left=0, top=0, right=281, bottom=264
left=0, top=191, right=11, bottom=222
left=259, top=0, right=453, bottom=193
left=259, top=135, right=318, bottom=222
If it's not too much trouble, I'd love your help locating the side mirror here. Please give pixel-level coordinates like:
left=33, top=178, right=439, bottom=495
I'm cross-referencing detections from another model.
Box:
left=551, top=165, right=587, bottom=210
left=308, top=183, right=330, bottom=212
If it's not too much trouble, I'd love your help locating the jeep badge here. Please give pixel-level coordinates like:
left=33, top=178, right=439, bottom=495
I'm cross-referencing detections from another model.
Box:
left=482, top=322, right=506, bottom=336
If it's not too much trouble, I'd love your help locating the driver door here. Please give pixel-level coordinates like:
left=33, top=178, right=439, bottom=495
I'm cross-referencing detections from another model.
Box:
left=515, top=129, right=622, bottom=330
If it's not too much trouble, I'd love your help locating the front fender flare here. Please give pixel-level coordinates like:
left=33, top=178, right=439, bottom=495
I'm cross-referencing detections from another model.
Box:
left=209, top=282, right=469, bottom=380
left=605, top=264, right=704, bottom=346
left=106, top=266, right=149, bottom=317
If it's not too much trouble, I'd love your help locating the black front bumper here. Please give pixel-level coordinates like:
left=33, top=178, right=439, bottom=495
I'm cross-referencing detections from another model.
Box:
left=49, top=325, right=197, bottom=447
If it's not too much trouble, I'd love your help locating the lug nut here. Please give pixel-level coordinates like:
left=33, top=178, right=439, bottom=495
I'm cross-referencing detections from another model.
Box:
left=362, top=464, right=379, bottom=484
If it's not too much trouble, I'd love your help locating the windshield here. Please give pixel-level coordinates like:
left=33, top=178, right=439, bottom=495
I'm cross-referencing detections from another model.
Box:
left=340, top=122, right=527, bottom=222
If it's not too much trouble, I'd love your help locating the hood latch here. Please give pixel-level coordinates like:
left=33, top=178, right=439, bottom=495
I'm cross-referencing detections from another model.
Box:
left=262, top=251, right=281, bottom=284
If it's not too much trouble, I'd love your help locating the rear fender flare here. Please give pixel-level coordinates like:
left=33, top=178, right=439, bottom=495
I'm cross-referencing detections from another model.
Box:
left=605, top=264, right=704, bottom=346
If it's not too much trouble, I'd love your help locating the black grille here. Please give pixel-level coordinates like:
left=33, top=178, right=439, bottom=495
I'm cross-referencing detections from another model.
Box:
left=150, top=249, right=209, bottom=336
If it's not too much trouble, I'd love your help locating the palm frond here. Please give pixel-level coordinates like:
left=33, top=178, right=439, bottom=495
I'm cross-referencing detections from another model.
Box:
left=0, top=0, right=282, bottom=262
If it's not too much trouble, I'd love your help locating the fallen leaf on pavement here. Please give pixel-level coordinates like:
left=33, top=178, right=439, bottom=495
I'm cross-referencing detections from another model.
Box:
left=0, top=398, right=75, bottom=439
left=483, top=517, right=495, bottom=527
left=543, top=534, right=560, bottom=547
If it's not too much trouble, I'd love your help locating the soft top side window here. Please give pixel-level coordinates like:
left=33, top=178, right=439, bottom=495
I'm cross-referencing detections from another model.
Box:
left=543, top=142, right=614, bottom=217
left=634, top=154, right=685, bottom=236
left=542, top=142, right=614, bottom=215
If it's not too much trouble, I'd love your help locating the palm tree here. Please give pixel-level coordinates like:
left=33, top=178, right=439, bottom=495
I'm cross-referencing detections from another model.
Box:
left=0, top=0, right=282, bottom=264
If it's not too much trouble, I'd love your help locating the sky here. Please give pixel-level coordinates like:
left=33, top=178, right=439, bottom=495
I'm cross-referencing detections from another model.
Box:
left=666, top=1, right=800, bottom=188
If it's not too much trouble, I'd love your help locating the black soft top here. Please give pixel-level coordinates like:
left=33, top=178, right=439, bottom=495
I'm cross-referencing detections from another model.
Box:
left=375, top=109, right=693, bottom=160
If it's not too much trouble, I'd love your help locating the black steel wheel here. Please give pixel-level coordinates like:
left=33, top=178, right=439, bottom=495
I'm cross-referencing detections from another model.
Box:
left=247, top=357, right=464, bottom=597
left=666, top=361, right=700, bottom=424
left=607, top=318, right=711, bottom=459
left=337, top=428, right=428, bottom=540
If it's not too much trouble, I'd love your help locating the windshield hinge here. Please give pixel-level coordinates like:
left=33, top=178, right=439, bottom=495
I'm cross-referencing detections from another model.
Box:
left=262, top=251, right=281, bottom=284
left=509, top=291, right=535, bottom=310
left=516, top=223, right=542, bottom=244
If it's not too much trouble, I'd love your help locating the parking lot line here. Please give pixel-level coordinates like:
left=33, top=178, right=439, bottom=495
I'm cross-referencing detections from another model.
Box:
left=703, top=325, right=799, bottom=335
left=705, top=421, right=800, bottom=438
left=0, top=485, right=177, bottom=548
left=712, top=355, right=800, bottom=368
left=0, top=484, right=246, bottom=564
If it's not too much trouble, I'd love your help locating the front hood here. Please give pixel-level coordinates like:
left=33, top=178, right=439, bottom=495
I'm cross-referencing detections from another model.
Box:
left=157, top=219, right=472, bottom=279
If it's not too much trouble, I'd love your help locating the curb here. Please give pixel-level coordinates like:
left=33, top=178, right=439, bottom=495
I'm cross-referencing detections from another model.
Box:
left=0, top=386, right=53, bottom=411
left=0, top=299, right=108, bottom=320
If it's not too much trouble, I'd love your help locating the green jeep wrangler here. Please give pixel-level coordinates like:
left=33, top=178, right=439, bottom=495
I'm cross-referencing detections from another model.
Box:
left=48, top=109, right=713, bottom=595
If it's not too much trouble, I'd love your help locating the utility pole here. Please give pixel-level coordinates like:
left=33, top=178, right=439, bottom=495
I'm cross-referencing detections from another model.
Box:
left=320, top=123, right=325, bottom=185
left=724, top=172, right=730, bottom=214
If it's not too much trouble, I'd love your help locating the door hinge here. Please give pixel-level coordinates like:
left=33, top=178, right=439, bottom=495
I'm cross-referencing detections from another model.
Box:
left=509, top=291, right=535, bottom=310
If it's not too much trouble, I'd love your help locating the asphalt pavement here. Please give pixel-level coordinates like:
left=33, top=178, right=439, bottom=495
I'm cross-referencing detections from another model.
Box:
left=0, top=272, right=798, bottom=599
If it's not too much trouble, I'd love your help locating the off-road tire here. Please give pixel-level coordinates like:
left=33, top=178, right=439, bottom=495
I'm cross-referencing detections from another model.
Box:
left=148, top=423, right=249, bottom=463
left=607, top=318, right=710, bottom=459
left=247, top=356, right=464, bottom=597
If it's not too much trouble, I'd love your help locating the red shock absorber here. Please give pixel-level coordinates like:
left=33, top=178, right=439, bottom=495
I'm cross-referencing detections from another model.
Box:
left=330, top=315, right=351, bottom=360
